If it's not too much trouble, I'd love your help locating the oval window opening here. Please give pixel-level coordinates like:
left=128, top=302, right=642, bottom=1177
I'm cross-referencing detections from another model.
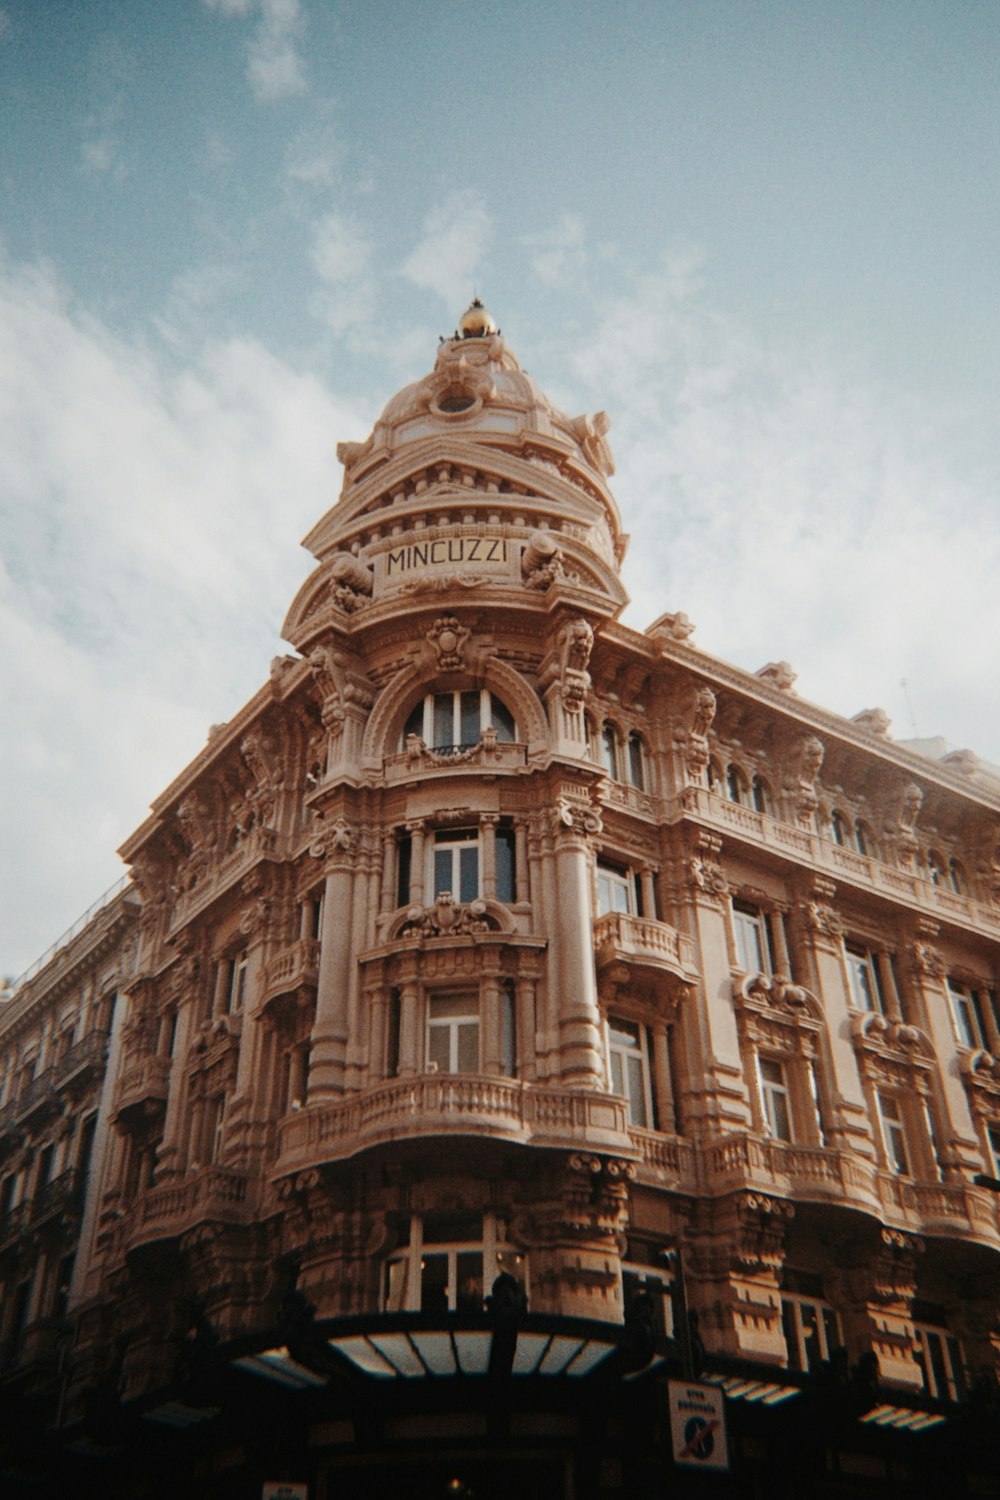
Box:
left=437, top=395, right=475, bottom=413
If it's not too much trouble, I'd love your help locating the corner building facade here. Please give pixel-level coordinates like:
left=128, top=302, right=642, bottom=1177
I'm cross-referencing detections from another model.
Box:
left=5, top=304, right=1000, bottom=1496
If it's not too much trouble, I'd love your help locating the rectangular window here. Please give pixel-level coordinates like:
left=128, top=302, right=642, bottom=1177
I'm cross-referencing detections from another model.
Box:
left=987, top=1125, right=1000, bottom=1179
left=597, top=860, right=633, bottom=917
left=396, top=828, right=412, bottom=907
left=845, top=946, right=884, bottom=1013
left=382, top=1213, right=521, bottom=1314
left=427, top=994, right=479, bottom=1074
left=432, top=829, right=479, bottom=903
left=758, top=1057, right=793, bottom=1141
left=608, top=1018, right=652, bottom=1127
left=947, top=981, right=986, bottom=1050
left=733, top=902, right=772, bottom=975
left=781, top=1294, right=840, bottom=1372
left=227, top=954, right=248, bottom=1013
left=496, top=824, right=516, bottom=903
left=622, top=1264, right=674, bottom=1338
left=501, top=984, right=517, bottom=1078
left=913, top=1324, right=965, bottom=1402
left=878, top=1093, right=911, bottom=1175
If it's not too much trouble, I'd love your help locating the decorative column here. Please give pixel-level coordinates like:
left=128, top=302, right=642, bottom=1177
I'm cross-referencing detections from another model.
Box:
left=480, top=814, right=499, bottom=900
left=639, top=866, right=657, bottom=921
left=407, top=820, right=426, bottom=906
left=514, top=819, right=530, bottom=904
left=651, top=1019, right=676, bottom=1133
left=379, top=829, right=397, bottom=913
left=308, top=819, right=358, bottom=1100
left=792, top=877, right=874, bottom=1159
left=906, top=921, right=981, bottom=1177
left=675, top=832, right=753, bottom=1133
left=549, top=796, right=605, bottom=1087
left=515, top=971, right=539, bottom=1082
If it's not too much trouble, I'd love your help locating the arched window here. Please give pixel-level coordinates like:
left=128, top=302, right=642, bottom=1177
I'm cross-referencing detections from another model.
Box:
left=726, top=764, right=749, bottom=805
left=403, top=690, right=515, bottom=752
left=706, top=757, right=724, bottom=793
left=948, top=859, right=966, bottom=895
left=926, top=849, right=946, bottom=887
left=829, top=811, right=849, bottom=847
left=751, top=775, right=771, bottom=815
left=854, top=821, right=873, bottom=857
left=626, top=732, right=646, bottom=790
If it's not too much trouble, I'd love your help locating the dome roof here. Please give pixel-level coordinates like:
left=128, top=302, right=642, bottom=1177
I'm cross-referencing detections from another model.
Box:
left=336, top=305, right=615, bottom=485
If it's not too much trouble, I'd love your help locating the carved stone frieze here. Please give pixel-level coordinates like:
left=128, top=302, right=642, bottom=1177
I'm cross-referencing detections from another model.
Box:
left=521, top=530, right=564, bottom=591
left=399, top=895, right=494, bottom=938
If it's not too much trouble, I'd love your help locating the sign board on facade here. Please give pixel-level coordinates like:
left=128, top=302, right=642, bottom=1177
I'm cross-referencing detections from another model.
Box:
left=373, top=530, right=516, bottom=591
left=667, top=1380, right=729, bottom=1472
left=262, top=1484, right=308, bottom=1500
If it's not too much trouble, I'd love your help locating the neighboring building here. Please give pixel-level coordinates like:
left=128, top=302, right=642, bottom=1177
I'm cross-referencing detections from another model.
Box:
left=2, top=302, right=1000, bottom=1497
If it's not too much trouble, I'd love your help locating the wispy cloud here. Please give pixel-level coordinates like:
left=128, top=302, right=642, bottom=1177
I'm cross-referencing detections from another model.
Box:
left=308, top=212, right=377, bottom=336
left=564, top=257, right=1000, bottom=754
left=400, top=191, right=492, bottom=308
left=0, top=253, right=368, bottom=974
left=525, top=214, right=589, bottom=289
left=204, top=0, right=307, bottom=101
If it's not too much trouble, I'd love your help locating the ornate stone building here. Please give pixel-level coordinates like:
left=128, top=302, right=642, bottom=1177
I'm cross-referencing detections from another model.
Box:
left=2, top=302, right=1000, bottom=1497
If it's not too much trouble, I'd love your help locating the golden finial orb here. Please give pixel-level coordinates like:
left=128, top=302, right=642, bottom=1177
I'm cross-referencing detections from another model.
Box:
left=457, top=297, right=497, bottom=338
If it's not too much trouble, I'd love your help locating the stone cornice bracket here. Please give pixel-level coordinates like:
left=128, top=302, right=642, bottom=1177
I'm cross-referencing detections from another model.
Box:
left=521, top=529, right=564, bottom=591
left=787, top=733, right=825, bottom=824
left=885, top=779, right=924, bottom=864
left=732, top=1191, right=795, bottom=1273
left=683, top=831, right=728, bottom=903
left=307, top=643, right=375, bottom=730
left=327, top=551, right=374, bottom=614
left=568, top=409, right=615, bottom=478
left=677, top=683, right=716, bottom=781
left=798, top=874, right=843, bottom=942
left=538, top=615, right=594, bottom=711
left=315, top=818, right=356, bottom=872
left=756, top=661, right=797, bottom=692
left=552, top=797, right=603, bottom=841
left=647, top=610, right=696, bottom=647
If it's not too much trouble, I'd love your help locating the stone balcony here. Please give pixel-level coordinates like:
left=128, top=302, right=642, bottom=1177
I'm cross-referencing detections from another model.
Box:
left=276, top=1075, right=636, bottom=1176
left=113, top=1054, right=171, bottom=1126
left=672, top=787, right=1000, bottom=941
left=593, top=911, right=696, bottom=983
left=168, top=826, right=281, bottom=932
left=123, top=1165, right=251, bottom=1255
left=263, top=937, right=321, bottom=1002
left=381, top=738, right=530, bottom=785
left=699, top=1131, right=1000, bottom=1248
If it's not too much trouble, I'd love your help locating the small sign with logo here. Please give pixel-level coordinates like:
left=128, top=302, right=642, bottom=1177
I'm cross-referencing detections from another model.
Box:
left=668, top=1380, right=729, bottom=1472
left=262, top=1484, right=308, bottom=1500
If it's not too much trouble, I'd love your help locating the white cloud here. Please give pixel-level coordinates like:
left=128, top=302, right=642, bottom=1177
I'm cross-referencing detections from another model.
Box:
left=525, top=214, right=588, bottom=289
left=204, top=0, right=306, bottom=102
left=400, top=191, right=492, bottom=308
left=285, top=119, right=348, bottom=189
left=310, top=213, right=371, bottom=285
left=564, top=258, right=1000, bottom=759
left=0, top=253, right=369, bottom=976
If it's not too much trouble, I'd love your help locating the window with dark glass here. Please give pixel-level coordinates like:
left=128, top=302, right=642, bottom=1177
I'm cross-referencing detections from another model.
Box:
left=608, top=1018, right=652, bottom=1127
left=403, top=690, right=516, bottom=751
left=432, top=828, right=479, bottom=902
left=427, top=994, right=479, bottom=1074
left=781, top=1293, right=840, bottom=1372
left=627, top=732, right=645, bottom=790
left=496, top=822, right=516, bottom=903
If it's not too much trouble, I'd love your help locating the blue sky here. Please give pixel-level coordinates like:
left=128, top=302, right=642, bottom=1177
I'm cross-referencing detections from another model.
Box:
left=2, top=0, right=999, bottom=975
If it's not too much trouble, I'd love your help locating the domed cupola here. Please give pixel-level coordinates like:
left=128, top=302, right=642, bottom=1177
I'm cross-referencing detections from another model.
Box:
left=283, top=302, right=630, bottom=652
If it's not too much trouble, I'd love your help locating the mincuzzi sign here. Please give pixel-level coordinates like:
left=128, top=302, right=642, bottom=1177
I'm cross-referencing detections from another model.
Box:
left=380, top=534, right=509, bottom=573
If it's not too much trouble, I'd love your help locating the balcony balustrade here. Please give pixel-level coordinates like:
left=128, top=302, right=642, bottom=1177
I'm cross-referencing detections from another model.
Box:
left=263, top=937, right=321, bottom=1000
left=672, top=787, right=1000, bottom=942
left=382, top=739, right=529, bottom=785
left=277, top=1075, right=636, bottom=1173
left=125, top=1165, right=250, bottom=1253
left=593, top=911, right=696, bottom=982
left=114, top=1054, right=171, bottom=1124
left=29, top=1169, right=83, bottom=1230
left=168, top=825, right=280, bottom=931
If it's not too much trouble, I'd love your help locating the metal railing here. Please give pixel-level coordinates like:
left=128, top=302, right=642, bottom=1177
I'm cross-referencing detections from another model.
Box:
left=6, top=874, right=134, bottom=994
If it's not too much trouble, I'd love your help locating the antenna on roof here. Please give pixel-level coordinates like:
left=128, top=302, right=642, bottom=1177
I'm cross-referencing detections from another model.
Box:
left=900, top=678, right=919, bottom=738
